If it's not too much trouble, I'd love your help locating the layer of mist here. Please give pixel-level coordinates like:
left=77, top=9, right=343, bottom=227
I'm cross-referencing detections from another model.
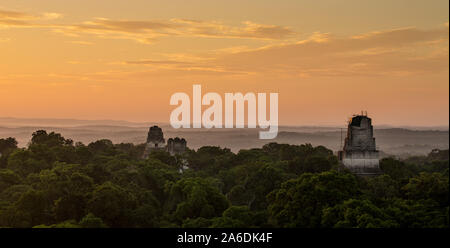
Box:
left=0, top=117, right=448, bottom=157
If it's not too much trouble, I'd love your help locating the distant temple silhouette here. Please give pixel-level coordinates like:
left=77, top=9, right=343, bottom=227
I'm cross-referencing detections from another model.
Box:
left=338, top=113, right=381, bottom=175
left=144, top=116, right=381, bottom=176
left=143, top=126, right=187, bottom=158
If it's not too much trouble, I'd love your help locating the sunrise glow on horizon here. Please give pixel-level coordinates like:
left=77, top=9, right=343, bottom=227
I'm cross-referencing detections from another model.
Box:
left=1, top=0, right=448, bottom=126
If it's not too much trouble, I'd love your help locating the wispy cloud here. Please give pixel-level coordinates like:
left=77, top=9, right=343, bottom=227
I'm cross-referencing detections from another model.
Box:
left=211, top=27, right=449, bottom=77
left=125, top=60, right=192, bottom=65
left=67, top=40, right=93, bottom=45
left=0, top=9, right=32, bottom=26
left=57, top=18, right=296, bottom=43
left=42, top=12, right=63, bottom=20
left=2, top=8, right=448, bottom=78
left=120, top=26, right=449, bottom=77
left=171, top=19, right=295, bottom=39
left=0, top=9, right=33, bottom=19
left=0, top=9, right=296, bottom=43
left=0, top=9, right=62, bottom=27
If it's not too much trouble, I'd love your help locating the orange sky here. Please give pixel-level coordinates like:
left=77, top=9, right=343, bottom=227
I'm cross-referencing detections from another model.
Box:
left=0, top=0, right=449, bottom=126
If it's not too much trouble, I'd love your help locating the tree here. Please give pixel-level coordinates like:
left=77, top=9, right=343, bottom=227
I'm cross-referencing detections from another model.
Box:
left=166, top=177, right=229, bottom=223
left=137, top=160, right=179, bottom=202
left=129, top=188, right=161, bottom=227
left=33, top=220, right=80, bottom=228
left=0, top=129, right=448, bottom=228
left=88, top=139, right=115, bottom=155
left=244, top=164, right=291, bottom=210
left=87, top=181, right=136, bottom=227
left=182, top=217, right=212, bottom=228
left=267, top=171, right=359, bottom=227
left=363, top=174, right=400, bottom=203
left=31, top=130, right=72, bottom=147
left=209, top=206, right=268, bottom=228
left=321, top=199, right=398, bottom=228
left=79, top=213, right=108, bottom=228
left=52, top=171, right=94, bottom=222
left=7, top=149, right=47, bottom=176
left=384, top=198, right=449, bottom=228
left=146, top=150, right=177, bottom=167
left=227, top=185, right=250, bottom=206
left=301, top=155, right=333, bottom=174
left=379, top=158, right=417, bottom=182
left=186, top=146, right=236, bottom=171
left=0, top=169, right=21, bottom=192
left=402, top=172, right=449, bottom=206
left=12, top=189, right=52, bottom=227
left=0, top=137, right=18, bottom=154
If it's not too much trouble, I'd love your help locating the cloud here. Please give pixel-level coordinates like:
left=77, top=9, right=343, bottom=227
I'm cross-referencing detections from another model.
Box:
left=0, top=19, right=29, bottom=26
left=67, top=40, right=93, bottom=45
left=0, top=9, right=33, bottom=19
left=57, top=18, right=296, bottom=43
left=236, top=21, right=295, bottom=39
left=43, top=12, right=63, bottom=20
left=2, top=8, right=447, bottom=78
left=121, top=26, right=448, bottom=77
left=1, top=9, right=296, bottom=43
left=73, top=18, right=180, bottom=33
left=122, top=59, right=231, bottom=75
left=0, top=9, right=62, bottom=27
left=0, top=9, right=31, bottom=26
left=171, top=19, right=295, bottom=40
left=211, top=26, right=449, bottom=77
left=350, top=27, right=449, bottom=48
left=125, top=60, right=192, bottom=65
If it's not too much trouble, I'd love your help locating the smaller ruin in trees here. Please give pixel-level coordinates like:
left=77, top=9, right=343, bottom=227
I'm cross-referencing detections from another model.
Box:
left=143, top=126, right=187, bottom=158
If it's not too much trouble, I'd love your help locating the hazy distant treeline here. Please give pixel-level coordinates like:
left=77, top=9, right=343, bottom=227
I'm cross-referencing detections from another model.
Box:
left=0, top=122, right=448, bottom=156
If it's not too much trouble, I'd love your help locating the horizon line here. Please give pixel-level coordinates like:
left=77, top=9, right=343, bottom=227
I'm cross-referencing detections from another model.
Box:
left=0, top=116, right=448, bottom=130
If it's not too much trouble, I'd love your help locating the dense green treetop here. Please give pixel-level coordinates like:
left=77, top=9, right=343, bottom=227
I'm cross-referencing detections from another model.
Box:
left=0, top=131, right=447, bottom=228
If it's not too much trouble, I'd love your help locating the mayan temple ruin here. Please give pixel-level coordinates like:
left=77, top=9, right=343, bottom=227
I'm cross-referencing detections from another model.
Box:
left=338, top=113, right=381, bottom=176
left=167, top=137, right=187, bottom=156
left=143, top=126, right=187, bottom=158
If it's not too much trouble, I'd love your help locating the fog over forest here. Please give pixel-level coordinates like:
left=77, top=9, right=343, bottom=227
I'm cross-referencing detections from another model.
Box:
left=1, top=117, right=448, bottom=157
